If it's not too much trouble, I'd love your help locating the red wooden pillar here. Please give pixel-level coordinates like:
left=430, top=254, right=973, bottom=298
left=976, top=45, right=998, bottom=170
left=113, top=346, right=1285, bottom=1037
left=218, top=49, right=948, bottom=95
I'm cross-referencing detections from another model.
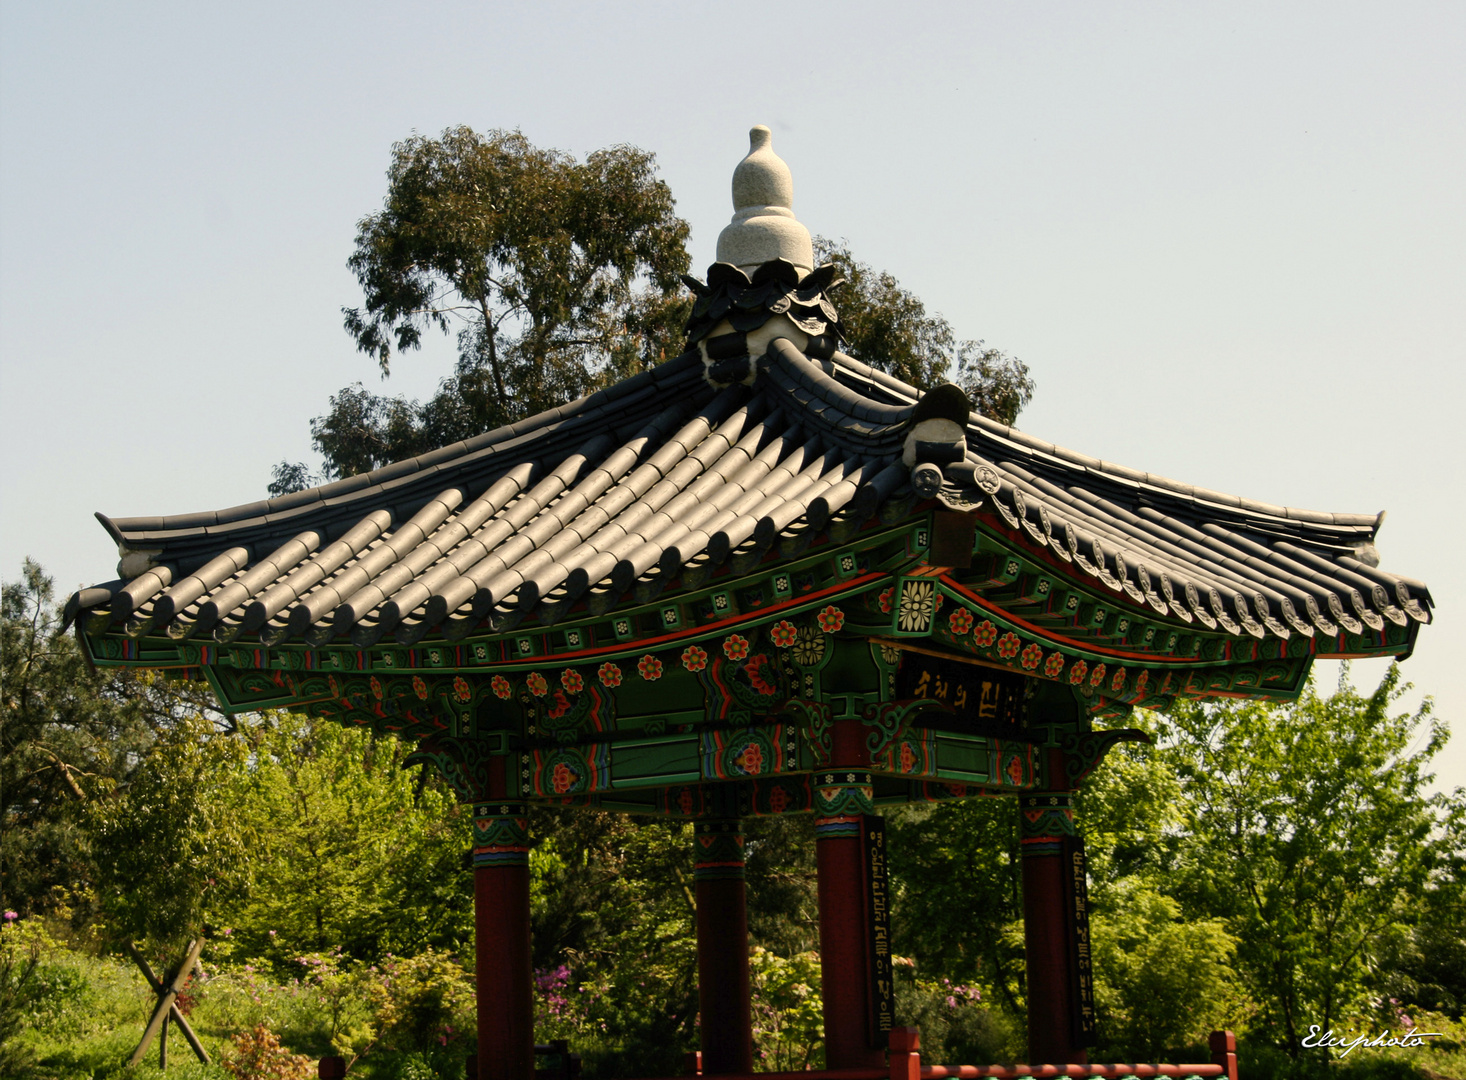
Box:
left=694, top=818, right=753, bottom=1074
left=471, top=758, right=534, bottom=1080
left=813, top=718, right=884, bottom=1070
left=1018, top=785, right=1088, bottom=1065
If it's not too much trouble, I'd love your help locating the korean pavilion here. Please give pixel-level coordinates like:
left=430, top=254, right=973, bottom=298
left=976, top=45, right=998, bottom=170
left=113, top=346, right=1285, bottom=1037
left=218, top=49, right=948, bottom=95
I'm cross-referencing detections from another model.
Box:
left=68, top=126, right=1433, bottom=1079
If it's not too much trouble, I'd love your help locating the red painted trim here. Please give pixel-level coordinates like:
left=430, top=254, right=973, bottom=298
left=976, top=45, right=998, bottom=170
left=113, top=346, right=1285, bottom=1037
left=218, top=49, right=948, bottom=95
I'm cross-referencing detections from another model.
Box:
left=941, top=576, right=1193, bottom=665
left=476, top=571, right=887, bottom=668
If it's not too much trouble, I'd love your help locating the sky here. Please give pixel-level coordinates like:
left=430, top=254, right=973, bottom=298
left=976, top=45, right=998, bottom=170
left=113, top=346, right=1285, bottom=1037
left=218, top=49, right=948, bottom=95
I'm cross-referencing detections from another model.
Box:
left=2, top=1, right=1462, bottom=790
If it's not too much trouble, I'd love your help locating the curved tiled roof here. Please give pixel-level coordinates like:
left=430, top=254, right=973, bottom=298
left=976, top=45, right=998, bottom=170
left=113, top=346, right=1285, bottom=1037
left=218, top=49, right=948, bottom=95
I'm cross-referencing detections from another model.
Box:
left=70, top=339, right=1431, bottom=653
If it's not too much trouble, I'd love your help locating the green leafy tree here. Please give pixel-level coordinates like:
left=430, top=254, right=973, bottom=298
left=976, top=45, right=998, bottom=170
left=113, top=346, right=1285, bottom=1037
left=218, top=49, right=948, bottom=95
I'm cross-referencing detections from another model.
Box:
left=210, top=712, right=472, bottom=965
left=1, top=560, right=213, bottom=923
left=272, top=134, right=1037, bottom=493
left=887, top=798, right=1026, bottom=1014
left=1162, top=667, right=1457, bottom=1053
left=271, top=127, right=692, bottom=490
left=814, top=237, right=1035, bottom=422
left=88, top=712, right=245, bottom=951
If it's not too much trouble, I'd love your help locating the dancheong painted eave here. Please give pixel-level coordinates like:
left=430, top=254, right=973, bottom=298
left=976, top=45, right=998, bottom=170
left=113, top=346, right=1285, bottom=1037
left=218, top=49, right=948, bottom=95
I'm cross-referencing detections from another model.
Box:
left=68, top=335, right=1430, bottom=667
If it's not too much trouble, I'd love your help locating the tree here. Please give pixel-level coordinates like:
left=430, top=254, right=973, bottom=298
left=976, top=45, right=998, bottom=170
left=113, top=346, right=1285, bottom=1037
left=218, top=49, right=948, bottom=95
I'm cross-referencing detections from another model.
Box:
left=1161, top=666, right=1458, bottom=1052
left=272, top=133, right=1038, bottom=492
left=0, top=561, right=214, bottom=923
left=271, top=127, right=693, bottom=490
left=209, top=712, right=472, bottom=966
left=813, top=237, right=1035, bottom=424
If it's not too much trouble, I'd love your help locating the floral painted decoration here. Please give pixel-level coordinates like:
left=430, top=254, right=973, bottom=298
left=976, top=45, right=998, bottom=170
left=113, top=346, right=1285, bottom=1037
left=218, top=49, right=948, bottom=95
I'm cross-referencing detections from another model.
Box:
left=551, top=761, right=577, bottom=795
left=744, top=654, right=778, bottom=696
left=996, top=632, right=1021, bottom=659
left=817, top=606, right=845, bottom=633
left=453, top=676, right=472, bottom=702
left=974, top=620, right=998, bottom=647
left=526, top=672, right=549, bottom=697
left=897, top=580, right=935, bottom=633
left=1044, top=651, right=1066, bottom=678
left=1068, top=659, right=1089, bottom=685
left=1090, top=663, right=1108, bottom=688
left=769, top=620, right=798, bottom=648
left=791, top=626, right=827, bottom=667
left=877, top=586, right=896, bottom=614
left=412, top=675, right=429, bottom=700
left=370, top=676, right=384, bottom=700
left=561, top=669, right=584, bottom=694
left=638, top=654, right=663, bottom=681
left=948, top=608, right=975, bottom=635
left=1021, top=643, right=1044, bottom=670
left=491, top=675, right=512, bottom=700
left=723, top=634, right=750, bottom=661
left=598, top=662, right=622, bottom=688
left=681, top=645, right=709, bottom=672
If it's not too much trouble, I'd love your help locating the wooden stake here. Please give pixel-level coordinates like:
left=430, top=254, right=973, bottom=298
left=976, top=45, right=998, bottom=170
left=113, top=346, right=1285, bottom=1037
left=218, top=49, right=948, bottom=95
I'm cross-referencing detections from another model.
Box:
left=127, top=938, right=209, bottom=1067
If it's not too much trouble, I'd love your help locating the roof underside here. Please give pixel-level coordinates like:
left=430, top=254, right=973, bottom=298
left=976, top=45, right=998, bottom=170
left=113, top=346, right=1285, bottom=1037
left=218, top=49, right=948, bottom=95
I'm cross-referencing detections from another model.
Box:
left=71, top=341, right=1432, bottom=652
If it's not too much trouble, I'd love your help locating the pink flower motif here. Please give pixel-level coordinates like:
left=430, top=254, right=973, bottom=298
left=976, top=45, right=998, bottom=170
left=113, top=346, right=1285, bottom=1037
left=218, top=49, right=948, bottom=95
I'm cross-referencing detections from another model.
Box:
left=997, top=633, right=1021, bottom=659
left=817, top=606, right=844, bottom=633
left=525, top=672, right=548, bottom=697
left=723, top=634, right=750, bottom=661
left=551, top=762, right=576, bottom=795
left=745, top=654, right=778, bottom=696
left=878, top=586, right=896, bottom=614
left=638, top=654, right=663, bottom=681
left=491, top=675, right=512, bottom=700
left=370, top=676, right=384, bottom=700
left=1111, top=667, right=1127, bottom=692
left=1069, top=659, right=1089, bottom=685
left=1044, top=651, right=1066, bottom=678
left=598, top=662, right=622, bottom=687
left=681, top=645, right=708, bottom=672
left=975, top=620, right=998, bottom=647
left=1021, top=643, right=1044, bottom=670
left=1090, top=663, right=1108, bottom=688
left=561, top=669, right=584, bottom=694
left=733, top=742, right=764, bottom=775
left=453, top=676, right=472, bottom=702
left=770, top=620, right=798, bottom=648
left=412, top=675, right=429, bottom=701
left=948, top=608, right=975, bottom=635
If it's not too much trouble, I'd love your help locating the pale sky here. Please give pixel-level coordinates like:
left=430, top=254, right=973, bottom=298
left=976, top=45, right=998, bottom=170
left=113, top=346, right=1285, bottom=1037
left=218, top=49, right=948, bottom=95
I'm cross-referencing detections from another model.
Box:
left=3, top=1, right=1462, bottom=790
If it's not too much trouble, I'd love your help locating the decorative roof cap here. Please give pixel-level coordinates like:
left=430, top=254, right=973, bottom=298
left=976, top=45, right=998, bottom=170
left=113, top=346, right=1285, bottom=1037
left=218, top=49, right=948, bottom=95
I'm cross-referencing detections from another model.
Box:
left=715, top=126, right=813, bottom=274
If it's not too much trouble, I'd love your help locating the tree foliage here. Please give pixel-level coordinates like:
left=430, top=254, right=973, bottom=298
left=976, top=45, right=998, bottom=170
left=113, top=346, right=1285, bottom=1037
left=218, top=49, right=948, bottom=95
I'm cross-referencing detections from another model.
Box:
left=272, top=128, right=692, bottom=490
left=271, top=133, right=1037, bottom=492
left=0, top=560, right=214, bottom=923
left=1162, top=667, right=1456, bottom=1052
left=814, top=237, right=1035, bottom=423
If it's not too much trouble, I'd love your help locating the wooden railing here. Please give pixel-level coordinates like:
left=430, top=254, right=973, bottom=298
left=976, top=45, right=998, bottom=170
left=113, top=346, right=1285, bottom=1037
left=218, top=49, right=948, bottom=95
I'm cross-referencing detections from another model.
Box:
left=328, top=1027, right=1239, bottom=1080
left=674, top=1029, right=1239, bottom=1080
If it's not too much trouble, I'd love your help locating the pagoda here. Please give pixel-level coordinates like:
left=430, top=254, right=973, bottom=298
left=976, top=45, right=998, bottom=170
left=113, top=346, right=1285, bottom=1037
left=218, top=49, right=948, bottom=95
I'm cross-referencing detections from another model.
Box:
left=69, top=126, right=1432, bottom=1078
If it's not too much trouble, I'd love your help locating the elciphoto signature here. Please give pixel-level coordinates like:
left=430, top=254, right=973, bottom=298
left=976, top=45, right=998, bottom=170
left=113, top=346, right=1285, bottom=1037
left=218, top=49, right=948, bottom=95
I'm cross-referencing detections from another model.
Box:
left=1302, top=1026, right=1443, bottom=1056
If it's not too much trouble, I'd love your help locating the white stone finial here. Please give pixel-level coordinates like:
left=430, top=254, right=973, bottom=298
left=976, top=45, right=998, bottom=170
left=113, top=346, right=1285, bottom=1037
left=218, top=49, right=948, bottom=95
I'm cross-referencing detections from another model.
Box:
left=716, top=125, right=814, bottom=274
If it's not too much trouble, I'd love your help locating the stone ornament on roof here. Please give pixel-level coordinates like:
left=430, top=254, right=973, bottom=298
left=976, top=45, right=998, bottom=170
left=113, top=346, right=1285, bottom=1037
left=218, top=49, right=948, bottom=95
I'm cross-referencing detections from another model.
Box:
left=687, top=126, right=846, bottom=388
left=717, top=125, right=813, bottom=273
